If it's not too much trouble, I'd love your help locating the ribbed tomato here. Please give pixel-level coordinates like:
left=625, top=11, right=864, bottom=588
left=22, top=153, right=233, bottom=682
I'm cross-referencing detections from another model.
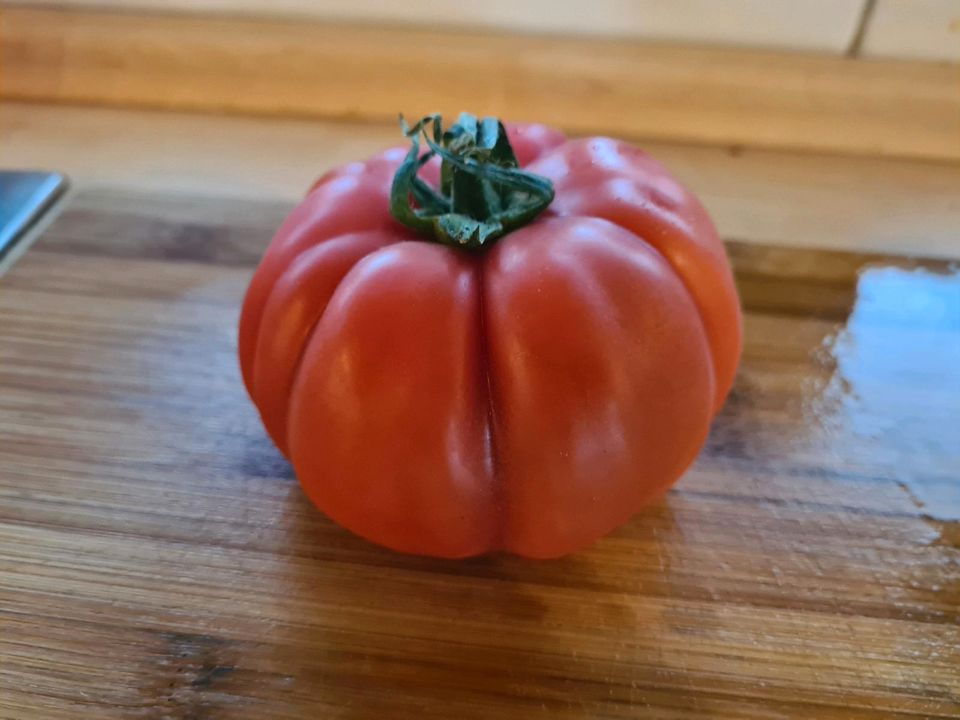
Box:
left=239, top=114, right=741, bottom=558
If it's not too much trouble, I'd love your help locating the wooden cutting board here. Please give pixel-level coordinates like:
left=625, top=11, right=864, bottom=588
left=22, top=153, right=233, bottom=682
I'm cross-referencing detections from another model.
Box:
left=1, top=190, right=957, bottom=719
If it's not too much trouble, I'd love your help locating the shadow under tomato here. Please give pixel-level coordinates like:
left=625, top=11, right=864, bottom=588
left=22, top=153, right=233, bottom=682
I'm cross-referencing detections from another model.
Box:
left=245, top=485, right=693, bottom=719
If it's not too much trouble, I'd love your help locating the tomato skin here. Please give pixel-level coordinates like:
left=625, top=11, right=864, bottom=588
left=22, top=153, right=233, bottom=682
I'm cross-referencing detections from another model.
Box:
left=531, top=138, right=740, bottom=410
left=484, top=217, right=714, bottom=558
left=238, top=147, right=408, bottom=402
left=251, top=231, right=397, bottom=455
left=239, top=124, right=741, bottom=558
left=289, top=243, right=498, bottom=557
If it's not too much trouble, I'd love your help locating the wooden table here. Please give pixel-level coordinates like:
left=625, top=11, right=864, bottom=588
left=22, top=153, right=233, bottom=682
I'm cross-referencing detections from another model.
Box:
left=1, top=190, right=957, bottom=719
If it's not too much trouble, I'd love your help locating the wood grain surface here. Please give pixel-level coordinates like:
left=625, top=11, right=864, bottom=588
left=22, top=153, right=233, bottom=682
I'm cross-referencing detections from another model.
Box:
left=3, top=7, right=960, bottom=162
left=0, top=189, right=958, bottom=719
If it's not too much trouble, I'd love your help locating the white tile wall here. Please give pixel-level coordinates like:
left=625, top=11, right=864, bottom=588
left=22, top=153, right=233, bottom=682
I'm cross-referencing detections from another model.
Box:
left=861, top=0, right=960, bottom=62
left=10, top=0, right=868, bottom=53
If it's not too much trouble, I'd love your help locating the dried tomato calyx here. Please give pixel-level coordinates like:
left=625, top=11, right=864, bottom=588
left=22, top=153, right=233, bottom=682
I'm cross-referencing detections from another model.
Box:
left=390, top=112, right=555, bottom=249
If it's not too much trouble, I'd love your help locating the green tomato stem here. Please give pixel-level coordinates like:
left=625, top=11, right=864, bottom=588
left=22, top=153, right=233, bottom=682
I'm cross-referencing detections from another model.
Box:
left=389, top=113, right=555, bottom=249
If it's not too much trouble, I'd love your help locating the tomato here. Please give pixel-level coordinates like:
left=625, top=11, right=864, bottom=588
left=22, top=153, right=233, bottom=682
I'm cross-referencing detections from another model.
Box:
left=239, top=114, right=741, bottom=558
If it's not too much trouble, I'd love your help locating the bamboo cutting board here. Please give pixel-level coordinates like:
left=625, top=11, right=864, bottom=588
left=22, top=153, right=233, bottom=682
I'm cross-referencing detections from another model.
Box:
left=0, top=190, right=957, bottom=719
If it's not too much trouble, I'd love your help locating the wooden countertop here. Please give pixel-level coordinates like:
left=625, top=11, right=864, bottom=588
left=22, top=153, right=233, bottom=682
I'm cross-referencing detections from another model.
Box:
left=0, top=189, right=957, bottom=719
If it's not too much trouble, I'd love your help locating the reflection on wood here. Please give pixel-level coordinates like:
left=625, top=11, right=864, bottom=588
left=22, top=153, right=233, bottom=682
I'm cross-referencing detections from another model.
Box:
left=0, top=191, right=957, bottom=719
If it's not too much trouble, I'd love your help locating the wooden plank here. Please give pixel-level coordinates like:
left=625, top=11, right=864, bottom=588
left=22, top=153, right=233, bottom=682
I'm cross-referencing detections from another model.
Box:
left=0, top=188, right=958, bottom=718
left=3, top=0, right=869, bottom=52
left=3, top=102, right=959, bottom=258
left=1, top=7, right=959, bottom=161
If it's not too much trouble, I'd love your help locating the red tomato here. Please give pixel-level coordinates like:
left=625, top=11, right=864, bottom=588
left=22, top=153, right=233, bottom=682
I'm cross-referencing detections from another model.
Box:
left=239, top=116, right=741, bottom=558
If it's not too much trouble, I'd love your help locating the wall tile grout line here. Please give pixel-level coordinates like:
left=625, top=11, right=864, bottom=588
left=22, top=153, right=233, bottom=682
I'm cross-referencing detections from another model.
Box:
left=846, top=0, right=879, bottom=57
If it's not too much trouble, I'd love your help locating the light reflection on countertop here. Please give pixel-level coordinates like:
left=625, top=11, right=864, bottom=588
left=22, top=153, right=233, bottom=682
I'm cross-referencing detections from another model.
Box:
left=807, top=263, right=960, bottom=522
